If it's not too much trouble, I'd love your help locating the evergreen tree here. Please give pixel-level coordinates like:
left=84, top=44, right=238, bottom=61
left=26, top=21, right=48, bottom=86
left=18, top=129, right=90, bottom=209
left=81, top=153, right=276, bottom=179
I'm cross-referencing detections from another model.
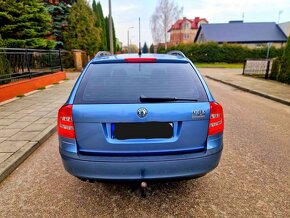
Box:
left=116, top=43, right=120, bottom=52
left=142, top=42, right=149, bottom=53
left=278, top=35, right=290, bottom=84
left=105, top=16, right=117, bottom=53
left=105, top=17, right=109, bottom=51
left=150, top=44, right=154, bottom=53
left=92, top=0, right=107, bottom=50
left=0, top=0, right=55, bottom=48
left=112, top=18, right=117, bottom=52
left=44, top=1, right=77, bottom=48
left=64, top=0, right=101, bottom=56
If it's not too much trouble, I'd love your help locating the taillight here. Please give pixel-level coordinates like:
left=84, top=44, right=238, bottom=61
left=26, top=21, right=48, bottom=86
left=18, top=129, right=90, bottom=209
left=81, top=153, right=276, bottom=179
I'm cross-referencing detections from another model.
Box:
left=208, top=102, right=224, bottom=136
left=58, top=104, right=75, bottom=138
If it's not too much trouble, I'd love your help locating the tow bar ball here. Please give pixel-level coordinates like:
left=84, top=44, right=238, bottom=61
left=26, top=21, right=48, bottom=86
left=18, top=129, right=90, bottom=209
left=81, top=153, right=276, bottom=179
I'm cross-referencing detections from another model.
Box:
left=141, top=181, right=147, bottom=198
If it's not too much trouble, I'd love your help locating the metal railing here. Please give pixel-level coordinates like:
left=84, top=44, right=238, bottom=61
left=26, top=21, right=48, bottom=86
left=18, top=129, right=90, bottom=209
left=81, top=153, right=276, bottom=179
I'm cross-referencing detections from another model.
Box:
left=0, top=48, right=64, bottom=85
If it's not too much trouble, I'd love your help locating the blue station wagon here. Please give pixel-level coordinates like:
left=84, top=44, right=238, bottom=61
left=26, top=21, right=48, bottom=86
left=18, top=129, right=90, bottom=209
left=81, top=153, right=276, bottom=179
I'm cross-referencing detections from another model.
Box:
left=58, top=52, right=224, bottom=182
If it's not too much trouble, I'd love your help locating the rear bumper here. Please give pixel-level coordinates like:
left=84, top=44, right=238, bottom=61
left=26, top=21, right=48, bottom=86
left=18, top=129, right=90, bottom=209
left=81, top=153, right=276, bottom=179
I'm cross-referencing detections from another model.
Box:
left=59, top=133, right=223, bottom=181
left=60, top=150, right=222, bottom=181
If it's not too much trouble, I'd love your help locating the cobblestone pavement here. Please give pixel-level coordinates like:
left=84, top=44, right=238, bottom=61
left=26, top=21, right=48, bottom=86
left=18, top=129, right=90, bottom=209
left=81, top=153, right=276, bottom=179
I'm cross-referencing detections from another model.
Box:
left=0, top=78, right=289, bottom=217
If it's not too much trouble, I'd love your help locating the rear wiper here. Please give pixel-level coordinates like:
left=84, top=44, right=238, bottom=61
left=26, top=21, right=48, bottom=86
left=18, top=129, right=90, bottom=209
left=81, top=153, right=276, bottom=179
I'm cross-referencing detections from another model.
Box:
left=140, top=95, right=198, bottom=103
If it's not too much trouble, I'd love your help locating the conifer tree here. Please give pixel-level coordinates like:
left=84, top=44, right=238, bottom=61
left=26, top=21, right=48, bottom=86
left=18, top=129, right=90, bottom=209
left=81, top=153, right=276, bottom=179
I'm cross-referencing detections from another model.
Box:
left=142, top=42, right=149, bottom=53
left=105, top=16, right=117, bottom=52
left=0, top=0, right=55, bottom=48
left=150, top=44, right=154, bottom=53
left=64, top=0, right=101, bottom=56
left=44, top=0, right=77, bottom=48
left=112, top=18, right=117, bottom=52
left=92, top=0, right=107, bottom=50
left=278, top=35, right=290, bottom=84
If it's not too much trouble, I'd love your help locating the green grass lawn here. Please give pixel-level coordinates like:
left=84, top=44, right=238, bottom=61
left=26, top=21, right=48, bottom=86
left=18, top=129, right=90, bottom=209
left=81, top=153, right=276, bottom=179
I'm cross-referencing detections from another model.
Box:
left=195, top=63, right=243, bottom=68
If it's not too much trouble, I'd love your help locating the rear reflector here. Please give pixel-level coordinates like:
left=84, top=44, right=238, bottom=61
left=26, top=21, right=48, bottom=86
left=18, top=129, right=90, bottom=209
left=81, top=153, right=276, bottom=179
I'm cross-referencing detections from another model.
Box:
left=208, top=102, right=224, bottom=136
left=58, top=104, right=75, bottom=139
left=124, top=58, right=156, bottom=63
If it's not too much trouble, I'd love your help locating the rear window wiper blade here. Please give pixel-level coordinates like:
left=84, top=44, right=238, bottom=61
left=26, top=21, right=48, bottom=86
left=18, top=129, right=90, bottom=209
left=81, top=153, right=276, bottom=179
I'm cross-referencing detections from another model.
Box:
left=140, top=95, right=198, bottom=103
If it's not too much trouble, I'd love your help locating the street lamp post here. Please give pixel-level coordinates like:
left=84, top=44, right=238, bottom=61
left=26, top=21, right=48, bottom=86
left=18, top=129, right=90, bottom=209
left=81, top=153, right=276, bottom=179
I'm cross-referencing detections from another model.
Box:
left=127, top=27, right=134, bottom=53
left=278, top=10, right=283, bottom=23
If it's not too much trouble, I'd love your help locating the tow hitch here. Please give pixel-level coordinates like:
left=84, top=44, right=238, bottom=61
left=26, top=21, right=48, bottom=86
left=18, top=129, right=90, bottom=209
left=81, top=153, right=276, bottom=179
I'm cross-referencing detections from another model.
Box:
left=140, top=181, right=147, bottom=198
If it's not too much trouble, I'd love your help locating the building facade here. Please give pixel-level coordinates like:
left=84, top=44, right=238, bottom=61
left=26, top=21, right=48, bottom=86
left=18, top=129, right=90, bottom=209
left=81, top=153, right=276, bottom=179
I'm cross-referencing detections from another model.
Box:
left=168, top=17, right=208, bottom=46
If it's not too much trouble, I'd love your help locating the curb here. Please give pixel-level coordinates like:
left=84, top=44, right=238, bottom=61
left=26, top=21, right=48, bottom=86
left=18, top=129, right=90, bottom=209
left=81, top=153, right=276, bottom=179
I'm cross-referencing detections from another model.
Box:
left=0, top=80, right=66, bottom=106
left=0, top=124, right=57, bottom=183
left=205, top=75, right=290, bottom=106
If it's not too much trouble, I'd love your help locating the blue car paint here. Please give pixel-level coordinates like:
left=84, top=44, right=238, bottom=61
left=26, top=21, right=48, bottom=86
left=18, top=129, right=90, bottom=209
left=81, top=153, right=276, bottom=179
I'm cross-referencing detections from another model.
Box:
left=59, top=53, right=223, bottom=181
left=59, top=133, right=222, bottom=180
left=73, top=103, right=209, bottom=155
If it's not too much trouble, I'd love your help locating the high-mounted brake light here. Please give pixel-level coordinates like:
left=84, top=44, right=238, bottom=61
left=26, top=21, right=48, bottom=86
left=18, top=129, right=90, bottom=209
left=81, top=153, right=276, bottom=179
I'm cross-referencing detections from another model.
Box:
left=208, top=102, right=224, bottom=136
left=124, top=58, right=156, bottom=63
left=58, top=104, right=75, bottom=139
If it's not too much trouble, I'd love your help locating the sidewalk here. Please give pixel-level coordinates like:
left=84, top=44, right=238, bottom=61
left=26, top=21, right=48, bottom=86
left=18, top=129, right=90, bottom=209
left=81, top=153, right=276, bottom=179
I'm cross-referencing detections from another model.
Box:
left=0, top=73, right=79, bottom=182
left=199, top=68, right=290, bottom=106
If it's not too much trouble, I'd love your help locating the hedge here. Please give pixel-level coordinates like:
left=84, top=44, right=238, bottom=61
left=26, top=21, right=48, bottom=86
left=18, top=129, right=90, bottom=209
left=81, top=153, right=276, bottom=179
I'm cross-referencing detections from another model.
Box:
left=277, top=35, right=290, bottom=84
left=270, top=58, right=280, bottom=80
left=157, top=42, right=283, bottom=63
left=0, top=36, right=11, bottom=85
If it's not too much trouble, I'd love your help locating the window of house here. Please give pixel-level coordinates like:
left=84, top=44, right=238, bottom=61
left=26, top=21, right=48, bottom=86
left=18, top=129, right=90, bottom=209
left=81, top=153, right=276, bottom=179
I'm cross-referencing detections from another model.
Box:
left=184, top=34, right=189, bottom=39
left=183, top=23, right=189, bottom=29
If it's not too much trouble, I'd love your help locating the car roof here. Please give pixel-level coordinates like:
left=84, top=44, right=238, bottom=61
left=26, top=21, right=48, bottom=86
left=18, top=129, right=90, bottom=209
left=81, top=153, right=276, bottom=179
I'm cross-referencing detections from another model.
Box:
left=90, top=53, right=189, bottom=64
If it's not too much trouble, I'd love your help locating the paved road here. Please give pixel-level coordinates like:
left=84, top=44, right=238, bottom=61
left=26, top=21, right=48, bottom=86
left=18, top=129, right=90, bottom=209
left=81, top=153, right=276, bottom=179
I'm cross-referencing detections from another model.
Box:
left=0, top=79, right=289, bottom=217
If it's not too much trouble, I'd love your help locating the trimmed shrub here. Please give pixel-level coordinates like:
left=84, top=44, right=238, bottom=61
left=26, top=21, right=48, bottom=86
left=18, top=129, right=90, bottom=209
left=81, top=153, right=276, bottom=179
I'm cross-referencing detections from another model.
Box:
left=0, top=36, right=11, bottom=85
left=277, top=36, right=290, bottom=84
left=61, top=51, right=74, bottom=69
left=158, top=42, right=283, bottom=63
left=0, top=53, right=11, bottom=85
left=269, top=58, right=280, bottom=80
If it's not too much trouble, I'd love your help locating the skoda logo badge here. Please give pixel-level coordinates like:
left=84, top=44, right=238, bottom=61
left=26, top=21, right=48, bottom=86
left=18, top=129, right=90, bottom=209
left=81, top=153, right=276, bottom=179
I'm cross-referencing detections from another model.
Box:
left=137, top=108, right=148, bottom=118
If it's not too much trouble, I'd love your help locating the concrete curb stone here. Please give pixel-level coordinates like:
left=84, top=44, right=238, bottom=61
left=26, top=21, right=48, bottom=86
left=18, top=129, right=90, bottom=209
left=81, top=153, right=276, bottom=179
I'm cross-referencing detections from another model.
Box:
left=205, top=75, right=290, bottom=106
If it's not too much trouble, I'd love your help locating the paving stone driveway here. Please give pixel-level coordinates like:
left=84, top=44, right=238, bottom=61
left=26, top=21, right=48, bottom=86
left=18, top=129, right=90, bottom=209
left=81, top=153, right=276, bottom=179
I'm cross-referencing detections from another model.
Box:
left=0, top=73, right=79, bottom=182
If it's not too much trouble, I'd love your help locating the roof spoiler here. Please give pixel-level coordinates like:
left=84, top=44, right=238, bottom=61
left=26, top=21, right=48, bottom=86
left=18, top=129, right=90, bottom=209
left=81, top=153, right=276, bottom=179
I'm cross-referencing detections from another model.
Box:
left=95, top=51, right=112, bottom=57
left=167, top=50, right=186, bottom=58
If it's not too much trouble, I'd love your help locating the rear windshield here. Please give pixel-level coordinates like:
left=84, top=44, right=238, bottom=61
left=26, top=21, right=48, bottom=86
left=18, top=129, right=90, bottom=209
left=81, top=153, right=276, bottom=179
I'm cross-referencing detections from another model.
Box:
left=74, top=63, right=208, bottom=104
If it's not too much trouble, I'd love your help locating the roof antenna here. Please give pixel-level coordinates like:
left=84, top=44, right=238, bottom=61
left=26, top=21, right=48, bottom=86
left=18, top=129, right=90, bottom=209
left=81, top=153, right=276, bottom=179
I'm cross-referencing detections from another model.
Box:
left=138, top=17, right=142, bottom=56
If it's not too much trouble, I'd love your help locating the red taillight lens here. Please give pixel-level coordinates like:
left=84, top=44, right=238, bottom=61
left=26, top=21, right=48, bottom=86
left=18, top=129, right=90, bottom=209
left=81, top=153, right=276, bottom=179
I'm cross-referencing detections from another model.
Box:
left=58, top=104, right=75, bottom=139
left=208, top=102, right=224, bottom=136
left=124, top=58, right=156, bottom=63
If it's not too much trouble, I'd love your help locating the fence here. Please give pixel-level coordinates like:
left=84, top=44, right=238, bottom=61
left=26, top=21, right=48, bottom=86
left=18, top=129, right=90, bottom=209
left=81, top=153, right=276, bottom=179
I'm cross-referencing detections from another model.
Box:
left=0, top=48, right=65, bottom=85
left=242, top=59, right=272, bottom=79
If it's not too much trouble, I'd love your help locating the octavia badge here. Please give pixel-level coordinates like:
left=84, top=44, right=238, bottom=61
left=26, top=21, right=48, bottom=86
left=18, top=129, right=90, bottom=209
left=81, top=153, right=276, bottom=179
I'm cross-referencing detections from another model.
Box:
left=137, top=108, right=148, bottom=118
left=192, top=110, right=206, bottom=118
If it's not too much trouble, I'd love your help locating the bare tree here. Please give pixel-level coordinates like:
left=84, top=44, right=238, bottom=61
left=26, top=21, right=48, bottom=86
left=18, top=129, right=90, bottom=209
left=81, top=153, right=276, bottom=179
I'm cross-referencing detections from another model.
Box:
left=150, top=0, right=183, bottom=49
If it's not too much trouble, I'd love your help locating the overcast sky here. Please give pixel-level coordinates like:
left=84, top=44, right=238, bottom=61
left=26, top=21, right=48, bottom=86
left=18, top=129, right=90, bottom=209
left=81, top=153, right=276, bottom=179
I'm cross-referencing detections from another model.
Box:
left=91, top=0, right=290, bottom=46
